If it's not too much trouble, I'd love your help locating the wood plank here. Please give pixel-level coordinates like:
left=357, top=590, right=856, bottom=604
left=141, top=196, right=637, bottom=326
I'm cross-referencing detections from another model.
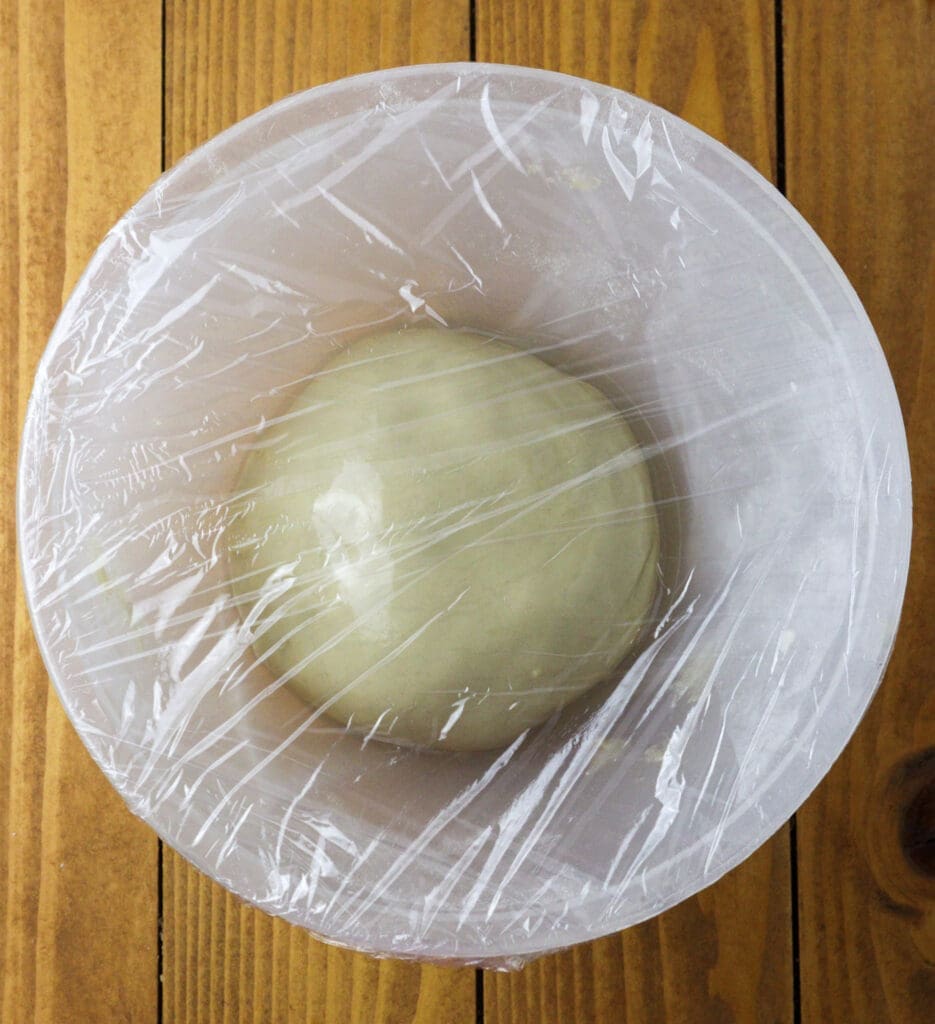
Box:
left=475, top=0, right=775, bottom=173
left=165, top=0, right=472, bottom=166
left=484, top=845, right=793, bottom=1024
left=785, top=2, right=935, bottom=1021
left=0, top=1, right=163, bottom=1022
left=475, top=3, right=794, bottom=1022
left=165, top=854, right=473, bottom=1024
left=162, top=3, right=475, bottom=1021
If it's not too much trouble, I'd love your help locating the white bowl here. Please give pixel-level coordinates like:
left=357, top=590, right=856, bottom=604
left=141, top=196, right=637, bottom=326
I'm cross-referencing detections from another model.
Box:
left=18, top=63, right=911, bottom=964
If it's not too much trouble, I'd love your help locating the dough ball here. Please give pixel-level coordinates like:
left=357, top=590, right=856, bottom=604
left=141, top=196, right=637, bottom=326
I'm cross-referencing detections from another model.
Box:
left=228, top=328, right=658, bottom=750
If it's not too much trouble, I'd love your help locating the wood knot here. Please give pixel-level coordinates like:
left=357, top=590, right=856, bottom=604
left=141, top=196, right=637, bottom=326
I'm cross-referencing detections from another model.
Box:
left=899, top=753, right=935, bottom=878
left=866, top=747, right=935, bottom=911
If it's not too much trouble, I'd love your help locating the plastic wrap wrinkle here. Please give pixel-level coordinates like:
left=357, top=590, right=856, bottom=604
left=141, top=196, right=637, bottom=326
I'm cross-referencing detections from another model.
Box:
left=16, top=64, right=911, bottom=967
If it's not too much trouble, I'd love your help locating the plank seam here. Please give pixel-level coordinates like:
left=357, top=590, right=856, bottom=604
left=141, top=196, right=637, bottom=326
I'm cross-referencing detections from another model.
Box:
left=774, top=0, right=787, bottom=194
left=790, top=817, right=801, bottom=1024
left=157, top=2, right=167, bottom=1022
left=160, top=0, right=167, bottom=173
left=774, top=5, right=799, bottom=1017
left=469, top=0, right=476, bottom=61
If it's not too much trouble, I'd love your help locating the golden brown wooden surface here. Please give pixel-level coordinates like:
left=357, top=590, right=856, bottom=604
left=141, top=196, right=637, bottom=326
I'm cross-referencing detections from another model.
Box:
left=475, top=3, right=792, bottom=1019
left=483, top=846, right=793, bottom=1024
left=161, top=2, right=475, bottom=1022
left=0, top=1, right=163, bottom=1023
left=164, top=856, right=474, bottom=1024
left=786, top=2, right=935, bottom=1022
left=476, top=0, right=776, bottom=178
left=2, top=1, right=932, bottom=1022
left=165, top=0, right=469, bottom=164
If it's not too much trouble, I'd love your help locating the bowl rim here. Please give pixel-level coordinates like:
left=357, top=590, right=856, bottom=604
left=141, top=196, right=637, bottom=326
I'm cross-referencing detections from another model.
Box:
left=17, top=61, right=913, bottom=961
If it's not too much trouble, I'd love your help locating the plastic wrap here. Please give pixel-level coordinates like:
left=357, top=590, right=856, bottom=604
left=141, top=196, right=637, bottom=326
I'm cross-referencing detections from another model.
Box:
left=18, top=64, right=911, bottom=967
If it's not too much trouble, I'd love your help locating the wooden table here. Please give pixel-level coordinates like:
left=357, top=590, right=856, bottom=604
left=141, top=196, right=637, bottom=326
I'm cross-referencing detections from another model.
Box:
left=2, top=2, right=932, bottom=1022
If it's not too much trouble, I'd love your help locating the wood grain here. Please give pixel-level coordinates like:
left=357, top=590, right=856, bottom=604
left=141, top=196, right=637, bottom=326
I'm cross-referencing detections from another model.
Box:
left=475, top=0, right=776, bottom=174
left=0, top=1, right=162, bottom=1022
left=485, top=841, right=792, bottom=1024
left=475, top=3, right=794, bottom=1022
left=164, top=857, right=473, bottom=1024
left=785, top=2, right=935, bottom=1021
left=161, top=3, right=475, bottom=1021
left=165, top=0, right=471, bottom=166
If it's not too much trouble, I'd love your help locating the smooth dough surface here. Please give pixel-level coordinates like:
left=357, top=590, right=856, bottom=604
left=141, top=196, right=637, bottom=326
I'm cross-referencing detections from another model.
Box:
left=228, top=328, right=658, bottom=750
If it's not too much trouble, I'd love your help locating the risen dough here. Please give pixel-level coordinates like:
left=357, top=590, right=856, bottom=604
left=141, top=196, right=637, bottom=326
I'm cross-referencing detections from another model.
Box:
left=228, top=328, right=658, bottom=750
